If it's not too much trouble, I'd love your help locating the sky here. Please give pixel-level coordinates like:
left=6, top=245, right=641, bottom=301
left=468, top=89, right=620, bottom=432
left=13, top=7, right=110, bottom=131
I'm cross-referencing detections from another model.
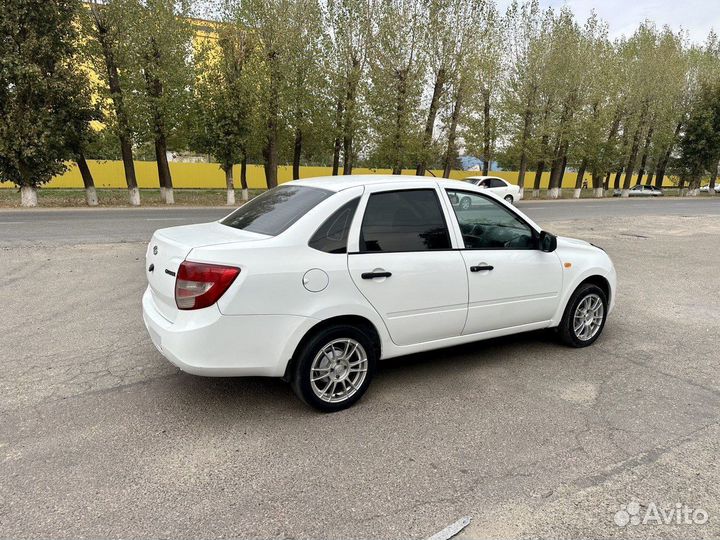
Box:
left=496, top=0, right=720, bottom=43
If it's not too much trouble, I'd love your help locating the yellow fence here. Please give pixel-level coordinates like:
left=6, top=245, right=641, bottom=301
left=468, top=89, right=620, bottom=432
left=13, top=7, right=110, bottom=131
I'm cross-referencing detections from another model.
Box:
left=0, top=160, right=648, bottom=190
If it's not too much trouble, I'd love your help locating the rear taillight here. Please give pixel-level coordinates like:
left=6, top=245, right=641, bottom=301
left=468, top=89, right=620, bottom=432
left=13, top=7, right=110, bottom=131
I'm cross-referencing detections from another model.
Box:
left=175, top=261, right=240, bottom=310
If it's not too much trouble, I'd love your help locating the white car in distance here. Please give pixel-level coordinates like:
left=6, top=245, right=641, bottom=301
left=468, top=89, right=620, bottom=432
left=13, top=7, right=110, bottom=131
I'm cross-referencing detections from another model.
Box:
left=143, top=175, right=616, bottom=412
left=463, top=175, right=522, bottom=204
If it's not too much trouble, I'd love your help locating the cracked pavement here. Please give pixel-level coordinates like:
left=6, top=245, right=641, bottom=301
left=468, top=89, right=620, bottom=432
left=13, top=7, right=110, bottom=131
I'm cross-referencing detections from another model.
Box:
left=1, top=204, right=719, bottom=538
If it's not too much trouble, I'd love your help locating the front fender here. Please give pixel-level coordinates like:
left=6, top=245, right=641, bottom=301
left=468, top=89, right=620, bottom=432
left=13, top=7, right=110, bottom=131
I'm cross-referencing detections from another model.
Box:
left=550, top=241, right=617, bottom=325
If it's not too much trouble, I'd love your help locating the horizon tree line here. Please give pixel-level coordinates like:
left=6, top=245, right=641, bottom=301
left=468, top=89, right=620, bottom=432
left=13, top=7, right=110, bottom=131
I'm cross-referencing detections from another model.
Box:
left=1, top=0, right=720, bottom=206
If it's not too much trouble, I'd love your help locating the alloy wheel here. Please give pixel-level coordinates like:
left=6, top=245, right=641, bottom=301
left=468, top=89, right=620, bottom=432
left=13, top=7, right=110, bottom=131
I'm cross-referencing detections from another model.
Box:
left=573, top=293, right=604, bottom=341
left=310, top=338, right=368, bottom=403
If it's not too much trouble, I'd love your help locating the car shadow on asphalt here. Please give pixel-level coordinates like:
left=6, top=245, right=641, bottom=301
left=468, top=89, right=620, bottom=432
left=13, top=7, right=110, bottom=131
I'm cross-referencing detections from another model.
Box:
left=161, top=329, right=558, bottom=416
left=376, top=328, right=556, bottom=375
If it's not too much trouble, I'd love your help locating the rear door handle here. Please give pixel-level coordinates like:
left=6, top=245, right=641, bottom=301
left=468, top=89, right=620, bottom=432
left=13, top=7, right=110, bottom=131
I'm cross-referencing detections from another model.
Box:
left=361, top=271, right=392, bottom=279
left=470, top=264, right=494, bottom=272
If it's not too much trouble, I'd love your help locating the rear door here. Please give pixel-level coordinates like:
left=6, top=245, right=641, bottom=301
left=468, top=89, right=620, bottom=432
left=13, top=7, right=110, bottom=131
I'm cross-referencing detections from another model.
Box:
left=347, top=184, right=468, bottom=346
left=488, top=178, right=510, bottom=199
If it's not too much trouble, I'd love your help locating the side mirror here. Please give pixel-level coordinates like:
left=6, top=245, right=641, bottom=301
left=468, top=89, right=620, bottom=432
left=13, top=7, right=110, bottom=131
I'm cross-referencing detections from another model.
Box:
left=538, top=231, right=557, bottom=252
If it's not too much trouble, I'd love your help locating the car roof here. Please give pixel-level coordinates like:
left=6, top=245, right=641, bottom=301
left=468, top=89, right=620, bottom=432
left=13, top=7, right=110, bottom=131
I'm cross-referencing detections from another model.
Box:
left=464, top=175, right=503, bottom=180
left=289, top=174, right=453, bottom=192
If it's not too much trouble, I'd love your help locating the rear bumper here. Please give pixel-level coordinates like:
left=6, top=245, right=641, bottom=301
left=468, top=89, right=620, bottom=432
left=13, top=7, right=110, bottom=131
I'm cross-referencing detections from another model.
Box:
left=142, top=287, right=314, bottom=377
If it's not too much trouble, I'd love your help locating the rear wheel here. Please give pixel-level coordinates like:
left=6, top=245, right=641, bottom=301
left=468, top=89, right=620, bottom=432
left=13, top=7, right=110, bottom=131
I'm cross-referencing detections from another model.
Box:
left=557, top=283, right=607, bottom=347
left=290, top=324, right=377, bottom=412
left=504, top=194, right=514, bottom=204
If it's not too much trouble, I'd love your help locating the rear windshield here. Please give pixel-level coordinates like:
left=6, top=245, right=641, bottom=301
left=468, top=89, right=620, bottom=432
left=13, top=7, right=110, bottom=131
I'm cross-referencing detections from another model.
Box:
left=221, top=185, right=333, bottom=236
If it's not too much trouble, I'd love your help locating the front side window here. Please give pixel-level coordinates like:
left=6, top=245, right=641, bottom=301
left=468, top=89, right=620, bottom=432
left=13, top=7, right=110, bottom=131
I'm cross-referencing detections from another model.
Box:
left=446, top=190, right=534, bottom=249
left=221, top=185, right=332, bottom=236
left=308, top=198, right=359, bottom=253
left=360, top=189, right=450, bottom=252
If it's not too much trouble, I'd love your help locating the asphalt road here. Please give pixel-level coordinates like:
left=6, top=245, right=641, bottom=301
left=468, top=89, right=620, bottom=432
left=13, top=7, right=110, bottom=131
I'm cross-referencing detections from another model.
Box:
left=1, top=198, right=720, bottom=538
left=0, top=197, right=718, bottom=246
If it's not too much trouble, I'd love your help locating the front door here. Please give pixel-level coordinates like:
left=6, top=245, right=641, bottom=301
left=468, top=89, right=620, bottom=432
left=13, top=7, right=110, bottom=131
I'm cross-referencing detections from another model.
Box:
left=348, top=187, right=468, bottom=346
left=444, top=188, right=563, bottom=334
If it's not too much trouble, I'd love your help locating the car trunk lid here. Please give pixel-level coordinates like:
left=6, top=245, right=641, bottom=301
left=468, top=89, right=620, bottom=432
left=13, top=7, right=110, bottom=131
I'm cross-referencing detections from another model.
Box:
left=145, top=222, right=267, bottom=322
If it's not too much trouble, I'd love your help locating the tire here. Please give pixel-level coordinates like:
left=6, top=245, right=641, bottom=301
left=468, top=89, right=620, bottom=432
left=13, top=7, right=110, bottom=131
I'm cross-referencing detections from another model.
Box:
left=557, top=283, right=607, bottom=348
left=460, top=197, right=471, bottom=210
left=290, top=324, right=377, bottom=412
left=504, top=194, right=514, bottom=204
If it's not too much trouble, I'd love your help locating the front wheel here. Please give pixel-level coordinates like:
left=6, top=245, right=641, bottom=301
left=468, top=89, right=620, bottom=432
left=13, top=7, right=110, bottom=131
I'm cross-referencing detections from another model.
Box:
left=557, top=284, right=607, bottom=347
left=290, top=324, right=377, bottom=412
left=460, top=197, right=471, bottom=210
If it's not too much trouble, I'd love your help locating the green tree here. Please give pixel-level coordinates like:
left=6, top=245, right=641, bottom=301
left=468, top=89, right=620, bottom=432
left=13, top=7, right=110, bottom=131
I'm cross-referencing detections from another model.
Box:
left=324, top=0, right=374, bottom=175
left=84, top=0, right=141, bottom=205
left=500, top=0, right=543, bottom=198
left=368, top=0, right=426, bottom=174
left=415, top=0, right=464, bottom=176
left=678, top=81, right=720, bottom=194
left=0, top=0, right=96, bottom=206
left=126, top=0, right=195, bottom=204
left=461, top=0, right=505, bottom=178
left=285, top=0, right=329, bottom=179
left=193, top=23, right=256, bottom=204
left=236, top=0, right=296, bottom=188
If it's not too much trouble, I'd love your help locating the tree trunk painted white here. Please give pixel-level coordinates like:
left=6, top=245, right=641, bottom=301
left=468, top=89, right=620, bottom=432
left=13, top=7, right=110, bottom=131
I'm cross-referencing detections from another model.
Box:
left=165, top=187, right=174, bottom=204
left=680, top=188, right=688, bottom=197
left=620, top=189, right=630, bottom=198
left=709, top=188, right=715, bottom=196
left=572, top=188, right=581, bottom=199
left=224, top=166, right=235, bottom=205
left=21, top=186, right=38, bottom=207
left=593, top=187, right=604, bottom=198
left=548, top=187, right=561, bottom=199
left=160, top=186, right=167, bottom=203
left=85, top=186, right=98, bottom=206
left=688, top=188, right=699, bottom=197
left=518, top=187, right=524, bottom=200
left=129, top=186, right=141, bottom=206
left=532, top=189, right=540, bottom=198
left=241, top=188, right=249, bottom=202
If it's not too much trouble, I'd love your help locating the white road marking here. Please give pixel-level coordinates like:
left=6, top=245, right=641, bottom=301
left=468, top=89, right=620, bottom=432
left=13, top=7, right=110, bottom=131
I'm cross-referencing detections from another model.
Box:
left=145, top=218, right=187, bottom=221
left=0, top=221, right=28, bottom=224
left=425, top=516, right=472, bottom=540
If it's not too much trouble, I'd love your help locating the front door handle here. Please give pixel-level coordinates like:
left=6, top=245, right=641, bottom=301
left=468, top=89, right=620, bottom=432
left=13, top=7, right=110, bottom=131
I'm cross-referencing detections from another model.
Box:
left=361, top=271, right=392, bottom=279
left=470, top=264, right=494, bottom=272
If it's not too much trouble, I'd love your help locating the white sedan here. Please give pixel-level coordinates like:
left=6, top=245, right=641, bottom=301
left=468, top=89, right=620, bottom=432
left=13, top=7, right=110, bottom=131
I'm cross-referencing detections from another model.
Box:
left=462, top=176, right=521, bottom=204
left=613, top=185, right=663, bottom=197
left=699, top=184, right=720, bottom=193
left=143, top=175, right=616, bottom=412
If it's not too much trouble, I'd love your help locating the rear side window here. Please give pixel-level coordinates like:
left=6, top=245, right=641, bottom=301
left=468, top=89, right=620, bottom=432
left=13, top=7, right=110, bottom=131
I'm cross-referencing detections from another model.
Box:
left=360, top=189, right=450, bottom=252
left=489, top=178, right=506, bottom=188
left=221, top=185, right=332, bottom=236
left=308, top=198, right=359, bottom=254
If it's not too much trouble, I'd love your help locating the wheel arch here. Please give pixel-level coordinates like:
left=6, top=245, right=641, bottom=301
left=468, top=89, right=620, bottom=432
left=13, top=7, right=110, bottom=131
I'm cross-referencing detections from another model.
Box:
left=283, top=315, right=382, bottom=381
left=551, top=270, right=614, bottom=327
left=578, top=274, right=611, bottom=306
